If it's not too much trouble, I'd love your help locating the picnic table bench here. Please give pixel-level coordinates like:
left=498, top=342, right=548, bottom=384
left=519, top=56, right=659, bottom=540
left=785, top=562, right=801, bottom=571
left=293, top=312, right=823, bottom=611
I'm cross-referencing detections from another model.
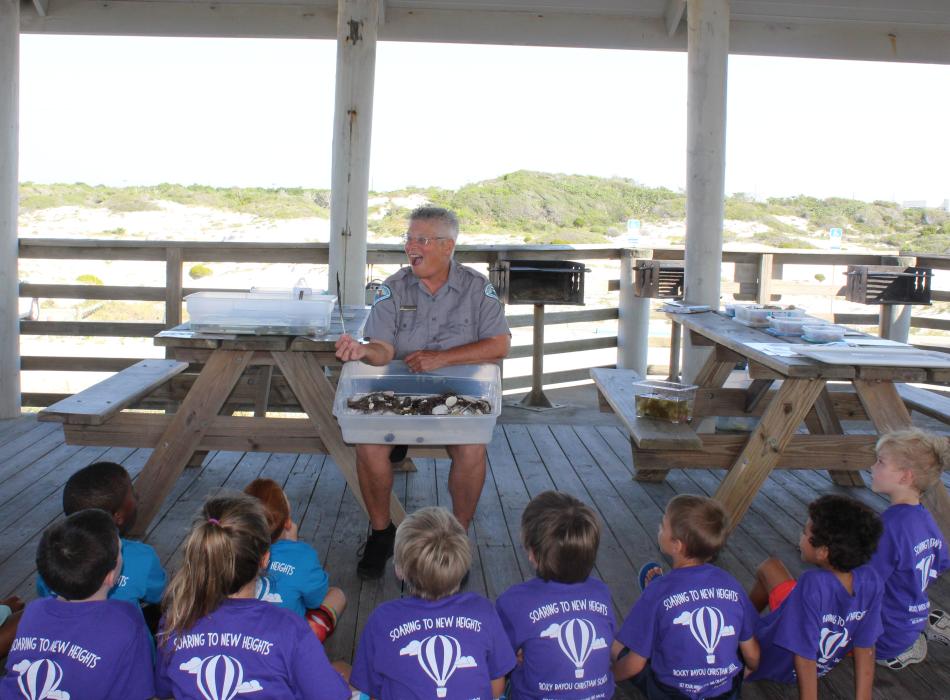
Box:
left=593, top=310, right=950, bottom=541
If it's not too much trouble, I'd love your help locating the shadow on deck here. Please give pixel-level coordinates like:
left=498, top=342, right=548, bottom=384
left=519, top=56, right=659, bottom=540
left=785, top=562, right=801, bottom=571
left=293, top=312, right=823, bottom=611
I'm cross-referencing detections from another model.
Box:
left=1, top=385, right=949, bottom=698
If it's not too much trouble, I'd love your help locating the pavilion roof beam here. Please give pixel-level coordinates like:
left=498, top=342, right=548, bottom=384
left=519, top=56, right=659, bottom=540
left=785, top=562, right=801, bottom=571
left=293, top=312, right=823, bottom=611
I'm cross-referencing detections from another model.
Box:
left=664, top=0, right=685, bottom=37
left=32, top=0, right=47, bottom=18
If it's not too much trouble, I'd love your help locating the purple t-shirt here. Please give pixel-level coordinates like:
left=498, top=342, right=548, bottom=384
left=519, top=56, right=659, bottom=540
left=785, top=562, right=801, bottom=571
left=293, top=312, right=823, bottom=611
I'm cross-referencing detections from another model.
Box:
left=496, top=577, right=616, bottom=700
left=616, top=564, right=757, bottom=700
left=351, top=592, right=516, bottom=700
left=749, top=565, right=883, bottom=684
left=1, top=597, right=154, bottom=700
left=869, top=504, right=949, bottom=659
left=155, top=598, right=350, bottom=700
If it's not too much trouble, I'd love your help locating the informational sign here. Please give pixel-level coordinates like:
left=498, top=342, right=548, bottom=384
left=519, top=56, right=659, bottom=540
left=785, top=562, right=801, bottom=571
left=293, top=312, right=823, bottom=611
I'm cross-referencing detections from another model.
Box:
left=829, top=227, right=843, bottom=249
left=626, top=219, right=641, bottom=245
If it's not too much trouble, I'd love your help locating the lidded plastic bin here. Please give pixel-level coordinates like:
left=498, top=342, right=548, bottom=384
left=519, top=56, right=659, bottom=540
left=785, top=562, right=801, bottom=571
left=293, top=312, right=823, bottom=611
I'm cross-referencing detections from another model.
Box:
left=734, top=305, right=771, bottom=327
left=333, top=361, right=502, bottom=445
left=802, top=324, right=847, bottom=343
left=768, top=316, right=807, bottom=336
left=632, top=379, right=698, bottom=424
left=185, top=290, right=336, bottom=335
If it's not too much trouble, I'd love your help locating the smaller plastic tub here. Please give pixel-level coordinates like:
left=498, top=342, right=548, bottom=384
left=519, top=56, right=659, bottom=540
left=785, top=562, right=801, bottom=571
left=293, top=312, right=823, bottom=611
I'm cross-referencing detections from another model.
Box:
left=734, top=305, right=771, bottom=327
left=632, top=379, right=698, bottom=424
left=186, top=291, right=336, bottom=335
left=769, top=308, right=806, bottom=319
left=802, top=324, right=847, bottom=343
left=768, top=317, right=807, bottom=336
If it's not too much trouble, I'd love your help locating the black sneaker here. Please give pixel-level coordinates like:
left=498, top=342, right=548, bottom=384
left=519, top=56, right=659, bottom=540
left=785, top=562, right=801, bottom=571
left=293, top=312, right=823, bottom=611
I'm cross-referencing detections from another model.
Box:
left=389, top=445, right=408, bottom=464
left=357, top=523, right=396, bottom=580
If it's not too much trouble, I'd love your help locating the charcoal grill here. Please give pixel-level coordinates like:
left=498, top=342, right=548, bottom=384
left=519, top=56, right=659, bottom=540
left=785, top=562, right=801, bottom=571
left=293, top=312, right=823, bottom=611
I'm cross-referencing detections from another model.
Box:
left=489, top=259, right=589, bottom=410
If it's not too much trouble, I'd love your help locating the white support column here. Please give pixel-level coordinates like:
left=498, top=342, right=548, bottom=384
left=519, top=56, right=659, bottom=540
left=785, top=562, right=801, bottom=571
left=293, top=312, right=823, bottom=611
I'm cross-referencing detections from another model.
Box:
left=617, top=249, right=650, bottom=376
left=682, top=0, right=729, bottom=382
left=0, top=0, right=20, bottom=418
left=329, top=0, right=379, bottom=306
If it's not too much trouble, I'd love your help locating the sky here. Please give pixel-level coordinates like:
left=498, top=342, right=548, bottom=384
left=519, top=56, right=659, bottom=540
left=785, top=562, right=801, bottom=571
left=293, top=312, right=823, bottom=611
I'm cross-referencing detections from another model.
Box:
left=18, top=34, right=950, bottom=205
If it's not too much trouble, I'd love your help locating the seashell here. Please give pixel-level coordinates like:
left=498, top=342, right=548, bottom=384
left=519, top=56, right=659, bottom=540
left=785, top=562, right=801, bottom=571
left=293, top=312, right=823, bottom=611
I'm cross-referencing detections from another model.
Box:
left=431, top=404, right=449, bottom=415
left=445, top=395, right=458, bottom=407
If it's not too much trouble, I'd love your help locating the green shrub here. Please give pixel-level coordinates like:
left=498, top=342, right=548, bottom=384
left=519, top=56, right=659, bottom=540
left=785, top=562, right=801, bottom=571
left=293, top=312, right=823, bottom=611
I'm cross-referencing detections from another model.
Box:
left=189, top=264, right=213, bottom=280
left=76, top=274, right=103, bottom=285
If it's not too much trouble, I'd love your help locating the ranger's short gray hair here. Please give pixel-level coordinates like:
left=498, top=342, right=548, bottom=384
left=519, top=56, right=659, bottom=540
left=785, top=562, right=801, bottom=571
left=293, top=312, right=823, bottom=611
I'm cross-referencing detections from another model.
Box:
left=409, top=206, right=459, bottom=241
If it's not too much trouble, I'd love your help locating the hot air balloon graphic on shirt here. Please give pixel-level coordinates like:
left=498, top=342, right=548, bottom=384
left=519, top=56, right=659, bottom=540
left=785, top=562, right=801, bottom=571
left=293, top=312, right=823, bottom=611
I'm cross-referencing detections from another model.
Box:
left=539, top=618, right=608, bottom=678
left=399, top=635, right=478, bottom=698
left=916, top=553, right=938, bottom=592
left=818, top=627, right=850, bottom=663
left=11, top=659, right=70, bottom=700
left=673, top=607, right=736, bottom=664
left=179, top=655, right=263, bottom=700
left=253, top=575, right=283, bottom=603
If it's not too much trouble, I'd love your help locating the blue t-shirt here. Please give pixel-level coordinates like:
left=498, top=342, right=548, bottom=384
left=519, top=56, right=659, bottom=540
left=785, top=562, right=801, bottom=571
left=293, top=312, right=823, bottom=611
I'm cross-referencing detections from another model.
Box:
left=616, top=564, right=757, bottom=700
left=37, top=538, right=166, bottom=606
left=869, top=503, right=949, bottom=659
left=496, top=576, right=616, bottom=700
left=254, top=539, right=329, bottom=617
left=155, top=598, right=350, bottom=700
left=749, top=565, right=883, bottom=684
left=1, top=597, right=155, bottom=700
left=351, top=592, right=516, bottom=700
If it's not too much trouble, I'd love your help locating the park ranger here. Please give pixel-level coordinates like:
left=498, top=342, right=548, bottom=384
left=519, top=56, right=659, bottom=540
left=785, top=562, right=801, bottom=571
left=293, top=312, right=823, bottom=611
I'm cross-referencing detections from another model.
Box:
left=335, top=206, right=511, bottom=580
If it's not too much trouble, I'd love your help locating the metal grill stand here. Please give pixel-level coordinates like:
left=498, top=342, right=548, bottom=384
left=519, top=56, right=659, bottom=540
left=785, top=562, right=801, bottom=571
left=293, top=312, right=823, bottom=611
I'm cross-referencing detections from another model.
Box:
left=513, top=303, right=563, bottom=411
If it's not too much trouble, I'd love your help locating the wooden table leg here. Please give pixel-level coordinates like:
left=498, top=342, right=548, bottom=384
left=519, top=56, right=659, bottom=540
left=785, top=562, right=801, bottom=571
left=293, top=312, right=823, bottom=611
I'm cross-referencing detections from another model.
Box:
left=275, top=352, right=407, bottom=526
left=855, top=379, right=950, bottom=544
left=804, top=387, right=865, bottom=487
left=715, top=378, right=826, bottom=534
left=130, top=350, right=253, bottom=538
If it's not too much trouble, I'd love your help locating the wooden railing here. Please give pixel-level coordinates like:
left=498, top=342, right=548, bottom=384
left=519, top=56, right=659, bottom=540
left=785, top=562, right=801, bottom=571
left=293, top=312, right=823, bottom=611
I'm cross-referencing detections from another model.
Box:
left=17, top=239, right=950, bottom=407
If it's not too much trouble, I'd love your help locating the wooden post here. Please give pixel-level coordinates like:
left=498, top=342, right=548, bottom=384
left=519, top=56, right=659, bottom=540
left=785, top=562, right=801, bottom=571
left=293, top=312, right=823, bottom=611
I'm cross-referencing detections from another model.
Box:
left=0, top=0, right=19, bottom=419
left=756, top=253, right=773, bottom=305
left=618, top=249, right=651, bottom=375
left=165, top=247, right=183, bottom=328
left=682, top=0, right=729, bottom=383
left=328, top=0, right=379, bottom=306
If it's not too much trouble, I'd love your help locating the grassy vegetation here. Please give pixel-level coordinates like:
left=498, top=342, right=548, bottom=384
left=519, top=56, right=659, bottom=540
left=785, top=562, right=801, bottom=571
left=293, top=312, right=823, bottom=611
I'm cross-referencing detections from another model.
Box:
left=19, top=173, right=950, bottom=252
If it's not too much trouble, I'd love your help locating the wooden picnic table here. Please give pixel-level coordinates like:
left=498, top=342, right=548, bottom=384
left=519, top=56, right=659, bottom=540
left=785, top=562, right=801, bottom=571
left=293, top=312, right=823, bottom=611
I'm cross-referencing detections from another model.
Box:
left=40, top=307, right=408, bottom=538
left=669, top=310, right=950, bottom=539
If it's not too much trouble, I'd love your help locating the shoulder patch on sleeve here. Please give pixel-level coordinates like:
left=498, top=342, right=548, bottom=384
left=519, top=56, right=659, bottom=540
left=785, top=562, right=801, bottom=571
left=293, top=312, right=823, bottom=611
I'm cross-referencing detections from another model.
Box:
left=484, top=283, right=501, bottom=302
left=373, top=284, right=392, bottom=306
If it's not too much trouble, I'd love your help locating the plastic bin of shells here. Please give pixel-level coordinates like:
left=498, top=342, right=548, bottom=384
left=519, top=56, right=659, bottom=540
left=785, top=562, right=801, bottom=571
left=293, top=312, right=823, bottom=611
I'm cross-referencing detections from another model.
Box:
left=333, top=361, right=502, bottom=445
left=632, top=379, right=698, bottom=424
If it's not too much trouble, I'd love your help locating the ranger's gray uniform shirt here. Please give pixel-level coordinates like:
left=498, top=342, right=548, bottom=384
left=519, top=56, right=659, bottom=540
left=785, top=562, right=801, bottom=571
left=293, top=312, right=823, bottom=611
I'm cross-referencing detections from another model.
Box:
left=364, top=262, right=510, bottom=360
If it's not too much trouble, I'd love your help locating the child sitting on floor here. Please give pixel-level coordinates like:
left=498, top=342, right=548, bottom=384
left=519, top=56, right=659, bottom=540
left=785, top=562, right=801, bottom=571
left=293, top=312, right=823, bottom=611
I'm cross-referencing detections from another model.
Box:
left=154, top=494, right=351, bottom=700
left=866, top=429, right=950, bottom=670
left=747, top=494, right=883, bottom=700
left=244, top=477, right=346, bottom=642
left=496, top=491, right=616, bottom=700
left=37, top=461, right=166, bottom=630
left=351, top=507, right=516, bottom=700
left=613, top=494, right=759, bottom=700
left=2, top=509, right=155, bottom=699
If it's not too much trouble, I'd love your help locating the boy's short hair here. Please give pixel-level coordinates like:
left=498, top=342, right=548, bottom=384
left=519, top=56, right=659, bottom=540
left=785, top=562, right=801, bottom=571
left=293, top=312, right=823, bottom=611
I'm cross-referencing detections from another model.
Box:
left=395, top=507, right=471, bottom=600
left=521, top=491, right=600, bottom=583
left=876, top=429, right=950, bottom=493
left=243, top=478, right=290, bottom=542
left=37, top=509, right=119, bottom=600
left=808, top=495, right=882, bottom=572
left=63, top=461, right=130, bottom=516
left=666, top=495, right=729, bottom=562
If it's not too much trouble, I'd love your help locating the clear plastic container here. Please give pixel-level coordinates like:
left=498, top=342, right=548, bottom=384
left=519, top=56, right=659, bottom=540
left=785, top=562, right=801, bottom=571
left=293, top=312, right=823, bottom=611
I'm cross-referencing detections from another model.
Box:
left=769, top=308, right=806, bottom=319
left=632, top=379, right=698, bottom=424
left=734, top=305, right=771, bottom=327
left=185, top=291, right=336, bottom=335
left=333, top=361, right=502, bottom=444
left=768, top=317, right=807, bottom=336
left=802, top=324, right=847, bottom=343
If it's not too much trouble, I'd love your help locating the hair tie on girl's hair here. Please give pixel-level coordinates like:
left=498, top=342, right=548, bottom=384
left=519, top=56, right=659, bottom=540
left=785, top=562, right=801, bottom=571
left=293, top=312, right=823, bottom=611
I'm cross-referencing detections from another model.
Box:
left=208, top=518, right=220, bottom=525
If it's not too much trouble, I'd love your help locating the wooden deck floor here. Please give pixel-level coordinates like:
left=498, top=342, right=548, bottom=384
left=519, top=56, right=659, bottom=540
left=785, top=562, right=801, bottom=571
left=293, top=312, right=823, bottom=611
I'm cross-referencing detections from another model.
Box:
left=1, top=412, right=949, bottom=698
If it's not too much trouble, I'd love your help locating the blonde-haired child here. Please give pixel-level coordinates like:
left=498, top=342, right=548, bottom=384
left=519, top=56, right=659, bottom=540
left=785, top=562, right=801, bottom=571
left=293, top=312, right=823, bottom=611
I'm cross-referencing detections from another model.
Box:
left=868, top=429, right=950, bottom=669
left=351, top=507, right=515, bottom=699
left=244, top=478, right=346, bottom=641
left=154, top=494, right=350, bottom=700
